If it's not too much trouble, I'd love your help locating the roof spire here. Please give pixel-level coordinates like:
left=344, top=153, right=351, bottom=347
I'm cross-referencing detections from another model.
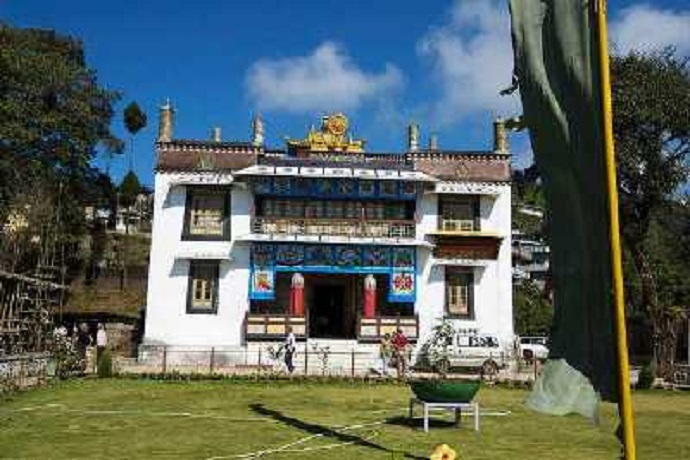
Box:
left=252, top=113, right=264, bottom=147
left=158, top=99, right=174, bottom=143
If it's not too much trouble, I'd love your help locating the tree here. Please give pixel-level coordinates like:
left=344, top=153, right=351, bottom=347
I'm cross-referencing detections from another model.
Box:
left=612, top=49, right=690, bottom=377
left=119, top=170, right=141, bottom=209
left=514, top=281, right=553, bottom=336
left=0, top=24, right=121, bottom=275
left=123, top=101, right=147, bottom=172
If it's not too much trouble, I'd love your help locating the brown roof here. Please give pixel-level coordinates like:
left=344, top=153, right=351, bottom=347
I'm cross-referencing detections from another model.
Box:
left=156, top=140, right=258, bottom=171
left=155, top=141, right=510, bottom=181
left=410, top=151, right=510, bottom=182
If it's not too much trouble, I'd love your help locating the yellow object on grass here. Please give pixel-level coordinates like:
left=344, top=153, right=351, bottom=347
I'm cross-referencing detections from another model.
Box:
left=430, top=444, right=458, bottom=460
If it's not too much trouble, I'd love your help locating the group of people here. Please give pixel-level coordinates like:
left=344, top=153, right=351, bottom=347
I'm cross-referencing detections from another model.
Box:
left=55, top=322, right=109, bottom=370
left=280, top=326, right=411, bottom=378
left=379, top=328, right=411, bottom=378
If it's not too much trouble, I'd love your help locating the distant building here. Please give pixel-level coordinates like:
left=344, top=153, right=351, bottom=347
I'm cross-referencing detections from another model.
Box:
left=511, top=201, right=550, bottom=289
left=512, top=232, right=550, bottom=288
left=115, top=191, right=153, bottom=235
left=141, top=106, right=514, bottom=369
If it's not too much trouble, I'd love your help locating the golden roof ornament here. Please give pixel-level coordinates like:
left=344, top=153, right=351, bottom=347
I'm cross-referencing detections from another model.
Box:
left=287, top=113, right=365, bottom=153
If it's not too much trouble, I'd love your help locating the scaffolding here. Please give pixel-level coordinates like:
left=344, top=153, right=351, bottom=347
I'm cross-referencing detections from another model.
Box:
left=0, top=269, right=66, bottom=355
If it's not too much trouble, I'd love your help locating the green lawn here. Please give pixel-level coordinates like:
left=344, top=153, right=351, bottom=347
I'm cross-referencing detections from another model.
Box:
left=0, top=379, right=688, bottom=459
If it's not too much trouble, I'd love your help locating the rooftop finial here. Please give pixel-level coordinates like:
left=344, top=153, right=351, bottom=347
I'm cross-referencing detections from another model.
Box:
left=158, top=99, right=174, bottom=143
left=493, top=117, right=508, bottom=153
left=252, top=113, right=265, bottom=147
left=211, top=126, right=222, bottom=142
left=408, top=123, right=420, bottom=152
left=428, top=132, right=439, bottom=151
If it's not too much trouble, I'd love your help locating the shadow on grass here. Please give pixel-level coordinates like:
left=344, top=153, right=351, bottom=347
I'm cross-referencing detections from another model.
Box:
left=386, top=415, right=457, bottom=430
left=249, top=403, right=427, bottom=460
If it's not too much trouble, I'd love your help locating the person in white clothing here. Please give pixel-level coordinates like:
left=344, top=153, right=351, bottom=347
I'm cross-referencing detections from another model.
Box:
left=96, top=323, right=108, bottom=363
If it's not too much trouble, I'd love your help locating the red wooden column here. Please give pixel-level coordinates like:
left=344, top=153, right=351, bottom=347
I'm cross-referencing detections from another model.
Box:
left=290, top=273, right=305, bottom=317
left=363, top=274, right=377, bottom=319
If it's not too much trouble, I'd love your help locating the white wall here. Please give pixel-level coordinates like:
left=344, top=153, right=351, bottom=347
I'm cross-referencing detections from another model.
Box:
left=143, top=175, right=513, bottom=354
left=143, top=173, right=253, bottom=348
left=414, top=184, right=514, bottom=348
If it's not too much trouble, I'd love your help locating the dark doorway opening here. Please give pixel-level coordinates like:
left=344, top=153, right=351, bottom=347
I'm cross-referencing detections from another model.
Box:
left=307, top=274, right=358, bottom=339
left=311, top=284, right=346, bottom=338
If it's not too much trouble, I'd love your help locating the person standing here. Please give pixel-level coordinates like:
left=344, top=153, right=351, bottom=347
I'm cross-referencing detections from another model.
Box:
left=284, top=327, right=296, bottom=374
left=391, top=328, right=410, bottom=379
left=76, top=323, right=92, bottom=373
left=96, top=323, right=108, bottom=363
left=379, top=333, right=393, bottom=377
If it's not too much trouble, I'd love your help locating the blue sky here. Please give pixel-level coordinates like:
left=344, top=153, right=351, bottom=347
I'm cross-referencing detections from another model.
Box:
left=2, top=0, right=689, bottom=187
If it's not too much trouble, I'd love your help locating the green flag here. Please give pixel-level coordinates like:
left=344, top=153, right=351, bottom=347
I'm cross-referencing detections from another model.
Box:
left=507, top=0, right=617, bottom=413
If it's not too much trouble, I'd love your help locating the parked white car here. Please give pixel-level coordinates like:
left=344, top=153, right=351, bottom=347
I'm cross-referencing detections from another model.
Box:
left=518, top=336, right=549, bottom=360
left=446, top=333, right=509, bottom=374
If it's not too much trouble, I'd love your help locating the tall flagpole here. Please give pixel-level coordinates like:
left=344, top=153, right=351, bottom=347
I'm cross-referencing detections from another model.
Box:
left=595, top=1, right=636, bottom=459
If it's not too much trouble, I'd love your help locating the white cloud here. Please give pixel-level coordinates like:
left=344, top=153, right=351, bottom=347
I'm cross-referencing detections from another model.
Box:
left=610, top=4, right=690, bottom=55
left=417, top=0, right=520, bottom=125
left=246, top=42, right=402, bottom=113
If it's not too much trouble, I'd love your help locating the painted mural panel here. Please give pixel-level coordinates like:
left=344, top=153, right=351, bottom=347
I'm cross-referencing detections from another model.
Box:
left=362, top=246, right=389, bottom=267
left=250, top=269, right=275, bottom=300
left=305, top=245, right=333, bottom=266
left=252, top=244, right=274, bottom=267
left=391, top=247, right=415, bottom=269
left=389, top=272, right=415, bottom=302
left=275, top=244, right=304, bottom=266
left=250, top=243, right=416, bottom=302
left=334, top=246, right=361, bottom=268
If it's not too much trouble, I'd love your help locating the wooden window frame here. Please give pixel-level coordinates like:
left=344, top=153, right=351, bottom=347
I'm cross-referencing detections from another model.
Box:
left=187, top=261, right=220, bottom=314
left=182, top=187, right=231, bottom=241
left=439, top=195, right=480, bottom=232
left=444, top=269, right=474, bottom=319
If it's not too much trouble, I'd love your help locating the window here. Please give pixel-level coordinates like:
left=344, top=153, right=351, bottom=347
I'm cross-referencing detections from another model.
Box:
left=439, top=195, right=479, bottom=232
left=445, top=270, right=474, bottom=318
left=184, top=189, right=229, bottom=240
left=187, top=261, right=219, bottom=314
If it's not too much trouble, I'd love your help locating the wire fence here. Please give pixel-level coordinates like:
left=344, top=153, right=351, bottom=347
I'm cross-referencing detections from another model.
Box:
left=115, top=344, right=546, bottom=382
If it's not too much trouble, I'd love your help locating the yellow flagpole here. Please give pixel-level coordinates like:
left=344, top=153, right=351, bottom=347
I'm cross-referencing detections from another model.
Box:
left=595, top=1, right=636, bottom=459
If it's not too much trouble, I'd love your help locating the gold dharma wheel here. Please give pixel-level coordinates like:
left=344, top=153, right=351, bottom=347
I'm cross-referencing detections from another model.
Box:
left=325, top=113, right=348, bottom=136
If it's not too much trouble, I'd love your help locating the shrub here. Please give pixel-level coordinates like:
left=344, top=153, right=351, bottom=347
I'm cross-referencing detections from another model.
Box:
left=97, top=349, right=113, bottom=378
left=53, top=331, right=85, bottom=379
left=637, top=362, right=656, bottom=389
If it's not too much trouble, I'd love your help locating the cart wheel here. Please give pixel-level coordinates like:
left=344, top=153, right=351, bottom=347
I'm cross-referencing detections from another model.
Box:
left=481, top=359, right=499, bottom=380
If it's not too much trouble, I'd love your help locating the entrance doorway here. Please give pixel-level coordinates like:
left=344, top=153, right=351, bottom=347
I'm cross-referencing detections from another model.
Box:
left=307, top=275, right=357, bottom=339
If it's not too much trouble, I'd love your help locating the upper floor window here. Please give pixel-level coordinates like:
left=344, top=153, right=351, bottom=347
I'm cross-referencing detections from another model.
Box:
left=445, top=269, right=474, bottom=319
left=183, top=189, right=230, bottom=240
left=439, top=195, right=480, bottom=232
left=187, top=261, right=219, bottom=314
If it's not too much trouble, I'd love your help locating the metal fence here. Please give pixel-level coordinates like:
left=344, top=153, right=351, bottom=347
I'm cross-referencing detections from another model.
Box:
left=127, top=345, right=383, bottom=377
left=672, top=364, right=690, bottom=389
left=119, top=345, right=544, bottom=383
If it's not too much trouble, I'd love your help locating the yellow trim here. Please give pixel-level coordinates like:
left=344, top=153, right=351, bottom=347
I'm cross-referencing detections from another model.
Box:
left=596, top=1, right=636, bottom=459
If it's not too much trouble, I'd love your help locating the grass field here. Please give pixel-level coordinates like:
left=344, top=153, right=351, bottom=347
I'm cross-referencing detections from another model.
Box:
left=0, top=379, right=688, bottom=459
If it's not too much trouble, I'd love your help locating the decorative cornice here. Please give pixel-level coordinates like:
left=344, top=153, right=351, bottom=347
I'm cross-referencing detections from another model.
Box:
left=157, top=140, right=263, bottom=155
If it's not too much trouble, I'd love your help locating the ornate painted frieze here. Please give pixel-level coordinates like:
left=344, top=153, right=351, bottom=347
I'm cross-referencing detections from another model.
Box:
left=248, top=243, right=417, bottom=302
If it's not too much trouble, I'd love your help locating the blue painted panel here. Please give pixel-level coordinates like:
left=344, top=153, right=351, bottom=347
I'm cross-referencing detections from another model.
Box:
left=252, top=177, right=417, bottom=200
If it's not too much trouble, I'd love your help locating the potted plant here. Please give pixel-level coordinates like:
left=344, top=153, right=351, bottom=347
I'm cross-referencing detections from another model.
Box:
left=408, top=320, right=480, bottom=403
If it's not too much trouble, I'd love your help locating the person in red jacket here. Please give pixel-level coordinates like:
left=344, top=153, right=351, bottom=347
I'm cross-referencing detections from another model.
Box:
left=391, top=328, right=410, bottom=379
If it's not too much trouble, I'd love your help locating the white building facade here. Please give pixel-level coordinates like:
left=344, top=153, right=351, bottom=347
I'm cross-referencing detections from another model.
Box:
left=142, top=110, right=513, bottom=371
